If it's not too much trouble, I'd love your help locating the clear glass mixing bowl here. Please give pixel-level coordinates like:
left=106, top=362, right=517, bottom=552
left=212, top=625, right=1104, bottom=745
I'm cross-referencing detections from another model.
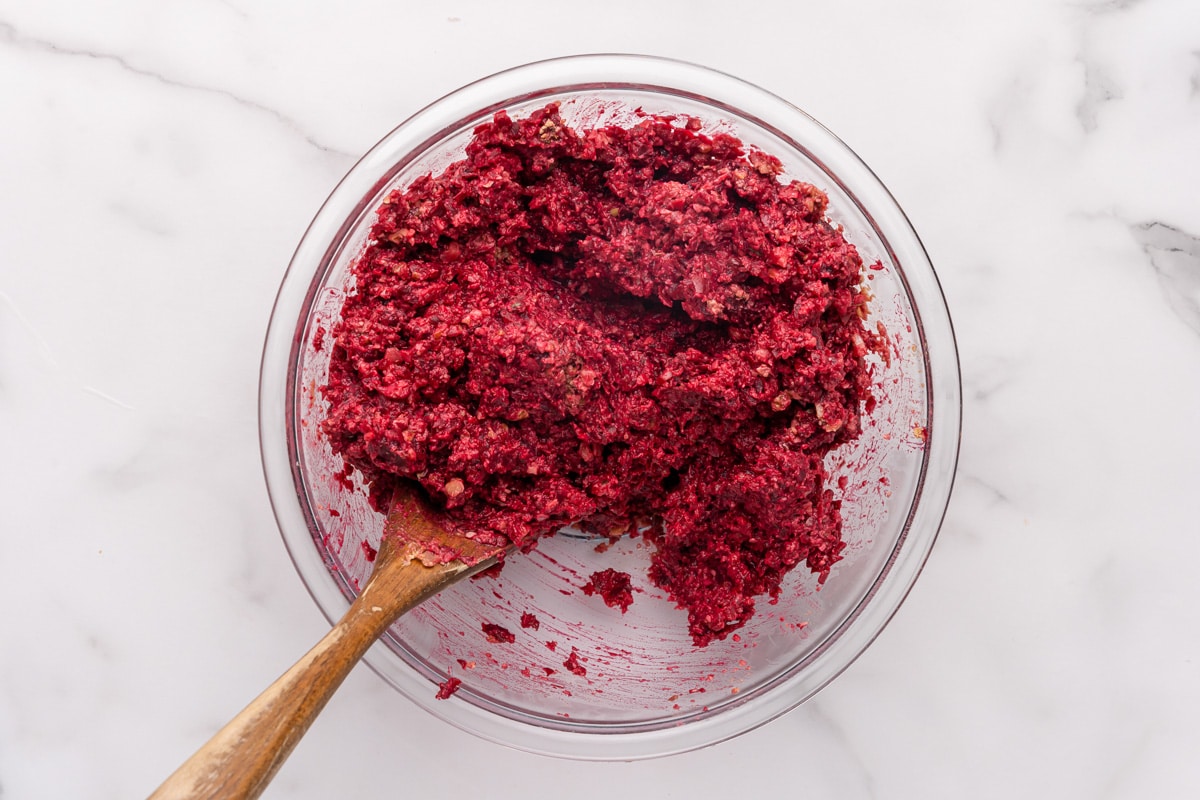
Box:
left=259, top=54, right=960, bottom=760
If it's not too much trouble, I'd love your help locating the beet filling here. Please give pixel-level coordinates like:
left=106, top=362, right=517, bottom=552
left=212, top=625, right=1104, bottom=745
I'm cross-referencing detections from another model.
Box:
left=322, top=103, right=879, bottom=646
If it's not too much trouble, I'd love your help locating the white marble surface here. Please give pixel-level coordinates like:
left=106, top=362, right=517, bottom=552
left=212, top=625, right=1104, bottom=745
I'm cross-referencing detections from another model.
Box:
left=2, top=0, right=1198, bottom=796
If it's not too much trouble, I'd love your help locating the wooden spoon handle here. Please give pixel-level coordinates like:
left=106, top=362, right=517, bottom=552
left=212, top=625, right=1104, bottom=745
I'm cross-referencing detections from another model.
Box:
left=147, top=556, right=475, bottom=800
left=148, top=485, right=506, bottom=800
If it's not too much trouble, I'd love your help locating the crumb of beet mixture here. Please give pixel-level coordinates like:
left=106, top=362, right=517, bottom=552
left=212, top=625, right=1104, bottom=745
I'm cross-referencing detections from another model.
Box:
left=582, top=568, right=634, bottom=613
left=435, top=676, right=462, bottom=700
left=322, top=103, right=880, bottom=646
left=520, top=611, right=540, bottom=630
left=481, top=622, right=515, bottom=644
left=562, top=648, right=587, bottom=677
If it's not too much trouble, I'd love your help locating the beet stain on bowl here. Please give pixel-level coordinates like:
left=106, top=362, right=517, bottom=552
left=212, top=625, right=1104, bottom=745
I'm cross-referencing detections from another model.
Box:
left=260, top=54, right=960, bottom=760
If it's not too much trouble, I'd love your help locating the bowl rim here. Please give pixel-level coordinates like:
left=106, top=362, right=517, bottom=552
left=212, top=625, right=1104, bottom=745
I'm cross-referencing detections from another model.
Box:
left=259, top=52, right=961, bottom=760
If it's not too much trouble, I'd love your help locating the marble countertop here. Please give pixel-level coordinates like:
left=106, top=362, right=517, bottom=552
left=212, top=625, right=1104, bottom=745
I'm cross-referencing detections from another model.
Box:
left=3, top=0, right=1198, bottom=797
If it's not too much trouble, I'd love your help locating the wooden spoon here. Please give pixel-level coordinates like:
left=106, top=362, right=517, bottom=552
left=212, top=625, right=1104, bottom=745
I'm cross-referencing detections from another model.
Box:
left=148, top=488, right=506, bottom=800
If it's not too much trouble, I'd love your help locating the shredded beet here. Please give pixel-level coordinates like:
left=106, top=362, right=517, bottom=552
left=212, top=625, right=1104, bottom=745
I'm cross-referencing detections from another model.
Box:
left=323, top=103, right=878, bottom=645
left=481, top=622, right=515, bottom=644
left=582, top=568, right=634, bottom=613
left=562, top=648, right=587, bottom=677
left=435, top=676, right=462, bottom=700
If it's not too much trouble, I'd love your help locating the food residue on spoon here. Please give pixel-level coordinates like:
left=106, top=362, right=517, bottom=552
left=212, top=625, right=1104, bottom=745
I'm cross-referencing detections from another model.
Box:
left=322, top=102, right=881, bottom=647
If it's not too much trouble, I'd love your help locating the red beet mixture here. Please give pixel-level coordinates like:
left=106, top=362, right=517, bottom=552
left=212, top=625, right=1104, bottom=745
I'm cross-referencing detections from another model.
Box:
left=481, top=622, right=515, bottom=644
left=582, top=568, right=635, bottom=613
left=323, top=104, right=879, bottom=646
left=435, top=676, right=462, bottom=700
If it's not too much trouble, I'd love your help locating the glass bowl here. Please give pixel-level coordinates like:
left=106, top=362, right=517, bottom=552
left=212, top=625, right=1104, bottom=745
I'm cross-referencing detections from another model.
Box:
left=259, top=54, right=960, bottom=760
